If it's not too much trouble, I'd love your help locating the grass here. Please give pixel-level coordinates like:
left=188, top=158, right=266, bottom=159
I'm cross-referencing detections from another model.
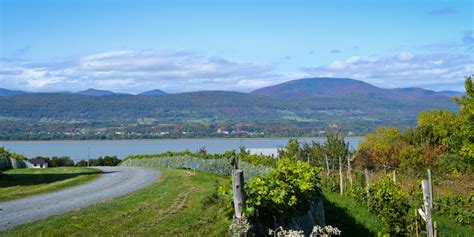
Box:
left=323, top=191, right=383, bottom=236
left=433, top=214, right=474, bottom=237
left=0, top=167, right=102, bottom=202
left=1, top=168, right=231, bottom=236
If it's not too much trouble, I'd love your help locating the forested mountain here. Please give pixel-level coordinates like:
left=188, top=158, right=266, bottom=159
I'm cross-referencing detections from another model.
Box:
left=138, top=89, right=168, bottom=96
left=0, top=78, right=459, bottom=140
left=437, top=90, right=465, bottom=97
left=0, top=88, right=27, bottom=96
left=76, top=88, right=128, bottom=96
left=251, top=77, right=451, bottom=101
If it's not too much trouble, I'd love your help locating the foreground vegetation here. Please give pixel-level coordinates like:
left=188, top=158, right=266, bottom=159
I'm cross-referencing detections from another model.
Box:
left=1, top=169, right=231, bottom=236
left=0, top=167, right=101, bottom=201
left=323, top=191, right=383, bottom=236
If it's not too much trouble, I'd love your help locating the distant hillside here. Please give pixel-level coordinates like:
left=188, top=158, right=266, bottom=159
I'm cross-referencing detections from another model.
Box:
left=76, top=88, right=126, bottom=96
left=0, top=77, right=460, bottom=139
left=437, top=90, right=465, bottom=97
left=251, top=78, right=382, bottom=99
left=0, top=87, right=457, bottom=126
left=0, top=88, right=27, bottom=96
left=138, top=89, right=167, bottom=96
left=251, top=77, right=452, bottom=102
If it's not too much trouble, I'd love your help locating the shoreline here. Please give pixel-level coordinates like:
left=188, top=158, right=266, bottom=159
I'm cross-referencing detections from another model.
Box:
left=0, top=136, right=365, bottom=143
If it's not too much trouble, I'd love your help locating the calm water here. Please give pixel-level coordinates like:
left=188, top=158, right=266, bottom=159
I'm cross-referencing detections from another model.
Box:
left=0, top=137, right=363, bottom=161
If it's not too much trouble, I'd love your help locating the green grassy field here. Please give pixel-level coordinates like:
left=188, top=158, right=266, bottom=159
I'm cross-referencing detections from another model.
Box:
left=323, top=191, right=383, bottom=236
left=0, top=167, right=102, bottom=202
left=1, top=168, right=231, bottom=236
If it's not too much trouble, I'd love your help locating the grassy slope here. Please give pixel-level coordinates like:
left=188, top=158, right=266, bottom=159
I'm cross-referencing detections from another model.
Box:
left=323, top=191, right=383, bottom=236
left=0, top=167, right=101, bottom=201
left=433, top=214, right=474, bottom=237
left=2, top=169, right=231, bottom=236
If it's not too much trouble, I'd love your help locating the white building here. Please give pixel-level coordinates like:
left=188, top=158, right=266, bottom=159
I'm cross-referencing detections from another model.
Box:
left=26, top=158, right=48, bottom=169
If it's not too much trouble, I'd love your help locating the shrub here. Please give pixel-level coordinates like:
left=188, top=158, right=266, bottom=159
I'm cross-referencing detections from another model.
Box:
left=434, top=193, right=474, bottom=225
left=244, top=159, right=322, bottom=223
left=367, top=175, right=410, bottom=235
left=47, top=156, right=75, bottom=167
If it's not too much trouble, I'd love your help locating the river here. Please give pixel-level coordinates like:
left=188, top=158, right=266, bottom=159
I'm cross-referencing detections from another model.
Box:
left=0, top=137, right=363, bottom=161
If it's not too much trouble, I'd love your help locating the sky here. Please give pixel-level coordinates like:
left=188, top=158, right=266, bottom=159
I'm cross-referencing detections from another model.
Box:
left=0, top=0, right=473, bottom=93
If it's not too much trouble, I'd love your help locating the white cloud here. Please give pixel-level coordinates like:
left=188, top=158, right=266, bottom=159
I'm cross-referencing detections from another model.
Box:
left=0, top=50, right=277, bottom=93
left=1, top=48, right=472, bottom=93
left=397, top=52, right=413, bottom=61
left=301, top=52, right=473, bottom=91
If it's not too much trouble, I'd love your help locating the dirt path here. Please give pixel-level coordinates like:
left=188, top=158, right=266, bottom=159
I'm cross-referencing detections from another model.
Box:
left=0, top=166, right=159, bottom=230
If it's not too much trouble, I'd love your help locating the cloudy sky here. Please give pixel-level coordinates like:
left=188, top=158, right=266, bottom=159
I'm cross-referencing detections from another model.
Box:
left=0, top=0, right=473, bottom=93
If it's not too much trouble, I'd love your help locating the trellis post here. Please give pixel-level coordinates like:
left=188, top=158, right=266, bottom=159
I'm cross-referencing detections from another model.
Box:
left=232, top=169, right=245, bottom=218
left=338, top=156, right=343, bottom=195
left=427, top=169, right=433, bottom=209
left=364, top=168, right=370, bottom=194
left=420, top=180, right=433, bottom=237
left=347, top=154, right=352, bottom=189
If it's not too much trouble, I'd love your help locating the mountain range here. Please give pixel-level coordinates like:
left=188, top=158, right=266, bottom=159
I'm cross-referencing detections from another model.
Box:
left=0, top=78, right=461, bottom=139
left=0, top=78, right=463, bottom=98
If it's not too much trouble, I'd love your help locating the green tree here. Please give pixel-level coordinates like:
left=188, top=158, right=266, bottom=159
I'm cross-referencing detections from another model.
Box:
left=278, top=138, right=301, bottom=160
left=417, top=109, right=461, bottom=150
left=452, top=76, right=474, bottom=160
left=323, top=132, right=350, bottom=172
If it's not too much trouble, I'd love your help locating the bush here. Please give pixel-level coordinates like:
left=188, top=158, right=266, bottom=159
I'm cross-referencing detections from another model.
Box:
left=47, top=156, right=74, bottom=167
left=320, top=174, right=339, bottom=193
left=367, top=175, right=410, bottom=235
left=434, top=192, right=474, bottom=225
left=76, top=156, right=121, bottom=166
left=244, top=159, right=322, bottom=223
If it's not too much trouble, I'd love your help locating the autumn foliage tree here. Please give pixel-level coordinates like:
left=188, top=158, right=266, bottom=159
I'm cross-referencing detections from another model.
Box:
left=354, top=76, right=474, bottom=175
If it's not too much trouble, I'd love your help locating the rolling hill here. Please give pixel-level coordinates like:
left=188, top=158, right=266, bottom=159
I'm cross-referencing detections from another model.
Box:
left=138, top=89, right=168, bottom=96
left=0, top=88, right=27, bottom=96
left=251, top=77, right=449, bottom=101
left=437, top=90, right=465, bottom=97
left=76, top=88, right=125, bottom=96
left=251, top=78, right=383, bottom=99
left=0, top=78, right=460, bottom=139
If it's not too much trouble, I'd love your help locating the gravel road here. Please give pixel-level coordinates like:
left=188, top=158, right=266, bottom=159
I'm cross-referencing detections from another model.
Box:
left=0, top=166, right=159, bottom=230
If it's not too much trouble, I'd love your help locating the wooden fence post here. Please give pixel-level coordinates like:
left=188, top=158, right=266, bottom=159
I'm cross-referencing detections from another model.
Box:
left=339, top=156, right=343, bottom=196
left=232, top=169, right=245, bottom=219
left=347, top=155, right=353, bottom=189
left=325, top=155, right=331, bottom=175
left=414, top=209, right=419, bottom=237
left=392, top=170, right=396, bottom=183
left=364, top=168, right=370, bottom=194
left=434, top=221, right=438, bottom=237
left=428, top=169, right=433, bottom=209
left=421, top=180, right=434, bottom=237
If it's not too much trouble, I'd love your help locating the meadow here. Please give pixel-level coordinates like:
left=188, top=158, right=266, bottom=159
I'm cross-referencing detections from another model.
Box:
left=0, top=167, right=101, bottom=201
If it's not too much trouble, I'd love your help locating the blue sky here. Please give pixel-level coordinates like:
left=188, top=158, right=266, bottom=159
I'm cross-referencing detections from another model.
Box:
left=0, top=0, right=473, bottom=93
